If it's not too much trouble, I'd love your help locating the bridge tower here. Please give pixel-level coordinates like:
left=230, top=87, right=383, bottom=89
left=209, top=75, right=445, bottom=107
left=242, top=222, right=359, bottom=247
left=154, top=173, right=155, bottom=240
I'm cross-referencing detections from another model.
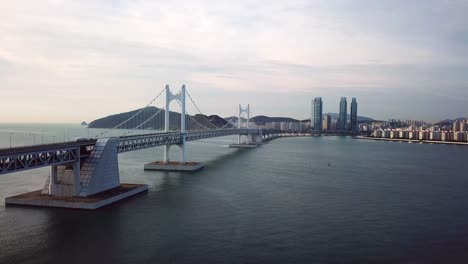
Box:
left=144, top=84, right=204, bottom=171
left=163, top=84, right=186, bottom=163
left=238, top=104, right=250, bottom=144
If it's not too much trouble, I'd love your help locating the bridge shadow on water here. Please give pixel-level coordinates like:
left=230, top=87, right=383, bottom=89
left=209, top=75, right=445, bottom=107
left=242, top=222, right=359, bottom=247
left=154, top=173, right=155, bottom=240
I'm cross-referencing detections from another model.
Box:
left=145, top=146, right=254, bottom=191
left=202, top=147, right=252, bottom=169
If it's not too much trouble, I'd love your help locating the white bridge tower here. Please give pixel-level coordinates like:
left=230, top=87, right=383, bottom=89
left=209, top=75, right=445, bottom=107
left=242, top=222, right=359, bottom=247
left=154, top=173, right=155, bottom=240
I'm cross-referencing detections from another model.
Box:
left=164, top=84, right=186, bottom=163
left=238, top=104, right=250, bottom=144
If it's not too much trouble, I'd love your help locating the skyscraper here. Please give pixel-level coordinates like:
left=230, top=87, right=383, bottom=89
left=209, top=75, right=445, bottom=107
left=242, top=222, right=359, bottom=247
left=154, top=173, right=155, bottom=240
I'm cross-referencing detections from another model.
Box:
left=312, top=97, right=323, bottom=131
left=338, top=97, right=347, bottom=130
left=350, top=97, right=358, bottom=132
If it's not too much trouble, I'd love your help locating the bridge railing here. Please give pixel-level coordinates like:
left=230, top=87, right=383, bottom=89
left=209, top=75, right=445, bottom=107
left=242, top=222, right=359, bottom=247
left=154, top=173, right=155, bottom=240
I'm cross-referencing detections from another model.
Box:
left=184, top=128, right=258, bottom=141
left=0, top=147, right=81, bottom=175
left=116, top=128, right=262, bottom=153
left=116, top=133, right=181, bottom=153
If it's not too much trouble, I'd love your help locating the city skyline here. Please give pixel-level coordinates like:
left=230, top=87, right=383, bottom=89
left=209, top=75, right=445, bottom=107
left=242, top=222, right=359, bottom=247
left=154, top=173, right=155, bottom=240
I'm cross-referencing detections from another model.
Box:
left=1, top=1, right=468, bottom=123
left=311, top=96, right=360, bottom=131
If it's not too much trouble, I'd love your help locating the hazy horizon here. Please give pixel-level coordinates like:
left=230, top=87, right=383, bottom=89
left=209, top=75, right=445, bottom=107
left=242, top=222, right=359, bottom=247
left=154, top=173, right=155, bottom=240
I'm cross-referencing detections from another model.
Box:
left=1, top=0, right=467, bottom=123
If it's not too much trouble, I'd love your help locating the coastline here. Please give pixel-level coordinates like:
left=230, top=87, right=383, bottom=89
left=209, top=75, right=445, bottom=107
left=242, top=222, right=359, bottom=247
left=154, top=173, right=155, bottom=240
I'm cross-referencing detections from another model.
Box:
left=355, top=136, right=468, bottom=146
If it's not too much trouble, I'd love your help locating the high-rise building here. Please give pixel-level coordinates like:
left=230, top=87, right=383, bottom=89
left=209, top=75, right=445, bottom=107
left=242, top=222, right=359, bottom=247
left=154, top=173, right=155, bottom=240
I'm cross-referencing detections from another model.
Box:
left=350, top=97, right=358, bottom=132
left=323, top=114, right=331, bottom=130
left=338, top=97, right=347, bottom=130
left=312, top=97, right=323, bottom=131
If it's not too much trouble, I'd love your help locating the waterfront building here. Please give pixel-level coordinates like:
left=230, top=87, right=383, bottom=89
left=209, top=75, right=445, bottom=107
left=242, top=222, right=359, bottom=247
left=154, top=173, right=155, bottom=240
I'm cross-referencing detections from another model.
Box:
left=441, top=131, right=448, bottom=141
left=331, top=120, right=337, bottom=130
left=312, top=97, right=323, bottom=131
left=350, top=98, right=358, bottom=132
left=460, top=120, right=467, bottom=132
left=430, top=131, right=441, bottom=141
left=359, top=124, right=370, bottom=132
left=453, top=120, right=460, bottom=132
left=399, top=130, right=408, bottom=139
left=374, top=130, right=382, bottom=138
left=322, top=114, right=331, bottom=130
left=406, top=120, right=427, bottom=127
left=338, top=97, right=347, bottom=130
left=382, top=130, right=390, bottom=138
left=447, top=131, right=454, bottom=141
left=418, top=131, right=429, bottom=140
left=454, top=131, right=464, bottom=142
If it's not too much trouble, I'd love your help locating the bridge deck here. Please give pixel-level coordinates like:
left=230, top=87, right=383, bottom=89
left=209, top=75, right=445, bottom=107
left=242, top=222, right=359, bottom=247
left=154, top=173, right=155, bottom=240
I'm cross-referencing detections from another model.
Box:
left=0, top=140, right=97, bottom=156
left=0, top=128, right=271, bottom=175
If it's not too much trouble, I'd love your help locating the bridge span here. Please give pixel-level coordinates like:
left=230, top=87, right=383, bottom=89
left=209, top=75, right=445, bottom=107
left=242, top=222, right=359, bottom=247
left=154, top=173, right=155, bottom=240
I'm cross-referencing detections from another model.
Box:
left=2, top=85, right=283, bottom=209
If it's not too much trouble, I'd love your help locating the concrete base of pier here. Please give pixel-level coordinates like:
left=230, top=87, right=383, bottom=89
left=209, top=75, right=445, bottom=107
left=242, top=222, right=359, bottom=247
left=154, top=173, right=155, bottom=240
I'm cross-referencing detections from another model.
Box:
left=228, top=143, right=258, bottom=148
left=5, top=184, right=148, bottom=210
left=144, top=161, right=205, bottom=171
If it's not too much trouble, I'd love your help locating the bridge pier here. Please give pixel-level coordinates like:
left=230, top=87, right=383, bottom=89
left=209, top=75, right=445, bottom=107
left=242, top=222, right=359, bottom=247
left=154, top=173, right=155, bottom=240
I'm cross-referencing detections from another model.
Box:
left=229, top=133, right=260, bottom=148
left=46, top=160, right=81, bottom=197
left=48, top=165, right=58, bottom=196
left=6, top=138, right=148, bottom=210
left=163, top=145, right=170, bottom=163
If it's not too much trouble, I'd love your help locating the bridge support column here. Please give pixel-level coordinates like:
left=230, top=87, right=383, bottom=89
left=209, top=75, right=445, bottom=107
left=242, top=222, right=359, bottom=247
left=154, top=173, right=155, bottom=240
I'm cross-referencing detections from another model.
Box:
left=164, top=145, right=170, bottom=163
left=48, top=165, right=58, bottom=195
left=180, top=84, right=186, bottom=164
left=45, top=158, right=83, bottom=197
left=180, top=142, right=186, bottom=163
left=72, top=160, right=81, bottom=196
left=229, top=132, right=259, bottom=148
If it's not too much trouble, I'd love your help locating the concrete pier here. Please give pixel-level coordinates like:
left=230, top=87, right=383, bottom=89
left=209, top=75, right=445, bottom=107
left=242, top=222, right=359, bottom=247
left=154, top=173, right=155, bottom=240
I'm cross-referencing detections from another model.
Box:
left=5, top=184, right=148, bottom=210
left=144, top=161, right=205, bottom=171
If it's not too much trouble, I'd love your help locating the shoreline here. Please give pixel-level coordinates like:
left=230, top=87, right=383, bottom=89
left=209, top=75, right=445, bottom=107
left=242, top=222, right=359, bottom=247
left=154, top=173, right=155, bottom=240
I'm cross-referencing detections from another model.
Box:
left=355, top=136, right=468, bottom=146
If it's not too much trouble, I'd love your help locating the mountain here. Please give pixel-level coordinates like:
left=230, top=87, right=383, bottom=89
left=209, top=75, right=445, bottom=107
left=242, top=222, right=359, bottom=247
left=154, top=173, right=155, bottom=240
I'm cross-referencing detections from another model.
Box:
left=251, top=116, right=299, bottom=125
left=435, top=117, right=468, bottom=125
left=88, top=107, right=232, bottom=130
left=89, top=108, right=375, bottom=130
left=225, top=116, right=300, bottom=125
left=323, top=113, right=374, bottom=122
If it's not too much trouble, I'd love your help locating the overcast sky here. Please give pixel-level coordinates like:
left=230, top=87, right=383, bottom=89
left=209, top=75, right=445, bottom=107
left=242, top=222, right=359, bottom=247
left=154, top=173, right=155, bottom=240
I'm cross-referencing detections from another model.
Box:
left=1, top=0, right=467, bottom=123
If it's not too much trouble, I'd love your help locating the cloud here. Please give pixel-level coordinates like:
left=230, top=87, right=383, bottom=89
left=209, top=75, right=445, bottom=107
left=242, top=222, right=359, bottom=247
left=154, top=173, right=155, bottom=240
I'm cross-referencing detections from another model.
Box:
left=0, top=0, right=467, bottom=122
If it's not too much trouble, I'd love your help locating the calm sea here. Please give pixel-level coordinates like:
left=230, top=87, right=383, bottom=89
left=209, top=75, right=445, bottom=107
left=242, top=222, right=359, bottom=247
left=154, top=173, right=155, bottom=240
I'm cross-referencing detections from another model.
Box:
left=1, top=124, right=468, bottom=263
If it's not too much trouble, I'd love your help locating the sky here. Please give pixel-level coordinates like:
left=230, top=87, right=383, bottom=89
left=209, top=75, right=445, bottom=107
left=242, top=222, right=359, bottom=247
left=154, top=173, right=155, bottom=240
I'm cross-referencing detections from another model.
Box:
left=0, top=0, right=467, bottom=123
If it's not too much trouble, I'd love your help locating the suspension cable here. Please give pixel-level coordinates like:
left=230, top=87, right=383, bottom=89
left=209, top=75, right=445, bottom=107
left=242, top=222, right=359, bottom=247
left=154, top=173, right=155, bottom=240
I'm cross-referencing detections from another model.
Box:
left=185, top=89, right=219, bottom=129
left=121, top=107, right=166, bottom=136
left=97, top=88, right=165, bottom=138
left=175, top=100, right=214, bottom=131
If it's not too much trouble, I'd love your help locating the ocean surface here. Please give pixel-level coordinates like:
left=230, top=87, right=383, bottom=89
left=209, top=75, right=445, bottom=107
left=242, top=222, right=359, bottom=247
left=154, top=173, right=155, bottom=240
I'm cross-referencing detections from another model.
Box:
left=1, top=124, right=468, bottom=263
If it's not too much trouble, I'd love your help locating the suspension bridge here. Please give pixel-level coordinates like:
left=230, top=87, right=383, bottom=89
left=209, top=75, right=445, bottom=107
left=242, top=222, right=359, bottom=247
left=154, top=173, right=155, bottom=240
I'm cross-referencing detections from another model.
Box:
left=0, top=85, right=282, bottom=209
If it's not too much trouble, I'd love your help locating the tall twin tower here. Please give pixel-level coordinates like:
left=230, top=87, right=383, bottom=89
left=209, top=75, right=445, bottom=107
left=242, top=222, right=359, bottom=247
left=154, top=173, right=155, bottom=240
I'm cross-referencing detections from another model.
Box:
left=312, top=97, right=358, bottom=132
